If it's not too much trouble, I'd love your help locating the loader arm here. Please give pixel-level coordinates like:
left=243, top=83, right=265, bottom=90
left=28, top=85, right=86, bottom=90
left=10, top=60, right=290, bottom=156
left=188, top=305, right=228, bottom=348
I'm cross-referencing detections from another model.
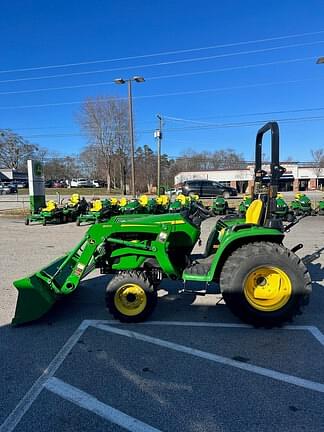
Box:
left=12, top=214, right=192, bottom=325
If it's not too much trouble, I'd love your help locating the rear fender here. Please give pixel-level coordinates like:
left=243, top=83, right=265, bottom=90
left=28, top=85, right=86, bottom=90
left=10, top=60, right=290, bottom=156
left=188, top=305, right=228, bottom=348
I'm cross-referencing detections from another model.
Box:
left=206, top=227, right=284, bottom=282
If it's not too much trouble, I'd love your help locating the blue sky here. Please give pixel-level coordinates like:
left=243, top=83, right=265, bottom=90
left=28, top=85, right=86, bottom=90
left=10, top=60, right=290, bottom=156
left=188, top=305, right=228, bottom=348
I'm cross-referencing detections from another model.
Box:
left=1, top=0, right=324, bottom=161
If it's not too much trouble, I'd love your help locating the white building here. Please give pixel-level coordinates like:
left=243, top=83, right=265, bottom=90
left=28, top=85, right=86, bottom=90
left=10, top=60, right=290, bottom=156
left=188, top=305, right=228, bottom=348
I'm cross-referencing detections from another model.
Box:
left=175, top=163, right=324, bottom=192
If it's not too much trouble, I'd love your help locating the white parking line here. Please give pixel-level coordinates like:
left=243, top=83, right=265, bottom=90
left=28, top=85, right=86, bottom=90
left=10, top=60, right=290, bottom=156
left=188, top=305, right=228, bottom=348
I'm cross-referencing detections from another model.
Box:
left=95, top=323, right=324, bottom=394
left=0, top=320, right=91, bottom=432
left=126, top=320, right=324, bottom=347
left=2, top=319, right=324, bottom=432
left=44, top=377, right=161, bottom=432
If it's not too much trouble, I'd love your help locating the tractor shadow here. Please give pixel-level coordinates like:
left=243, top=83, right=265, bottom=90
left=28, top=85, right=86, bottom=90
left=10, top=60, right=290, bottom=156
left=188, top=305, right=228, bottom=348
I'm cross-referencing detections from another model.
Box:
left=43, top=274, right=236, bottom=325
left=303, top=246, right=324, bottom=284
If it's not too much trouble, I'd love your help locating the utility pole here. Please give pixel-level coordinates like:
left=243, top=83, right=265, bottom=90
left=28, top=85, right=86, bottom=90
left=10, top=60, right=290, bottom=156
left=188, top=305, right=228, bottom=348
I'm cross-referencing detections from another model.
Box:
left=127, top=80, right=136, bottom=196
left=114, top=76, right=145, bottom=197
left=154, top=114, right=163, bottom=196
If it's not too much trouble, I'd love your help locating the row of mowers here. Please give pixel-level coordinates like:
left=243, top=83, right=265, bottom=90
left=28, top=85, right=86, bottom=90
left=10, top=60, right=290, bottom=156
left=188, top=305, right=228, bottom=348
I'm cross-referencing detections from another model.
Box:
left=212, top=192, right=324, bottom=220
left=25, top=193, right=201, bottom=226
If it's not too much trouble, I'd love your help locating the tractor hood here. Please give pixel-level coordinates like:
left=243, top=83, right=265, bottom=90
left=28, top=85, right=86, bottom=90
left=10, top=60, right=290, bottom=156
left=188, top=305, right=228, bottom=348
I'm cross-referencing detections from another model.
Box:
left=108, top=212, right=187, bottom=227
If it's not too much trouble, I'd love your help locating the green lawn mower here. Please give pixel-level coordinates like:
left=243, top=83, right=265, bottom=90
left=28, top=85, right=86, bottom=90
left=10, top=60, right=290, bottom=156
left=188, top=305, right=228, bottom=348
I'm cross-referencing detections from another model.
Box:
left=168, top=193, right=191, bottom=212
left=118, top=195, right=158, bottom=215
left=273, top=193, right=295, bottom=222
left=317, top=197, right=324, bottom=215
left=76, top=198, right=114, bottom=226
left=212, top=196, right=229, bottom=215
left=25, top=200, right=64, bottom=226
left=62, top=193, right=88, bottom=222
left=13, top=122, right=311, bottom=328
left=290, top=193, right=315, bottom=216
left=238, top=195, right=252, bottom=217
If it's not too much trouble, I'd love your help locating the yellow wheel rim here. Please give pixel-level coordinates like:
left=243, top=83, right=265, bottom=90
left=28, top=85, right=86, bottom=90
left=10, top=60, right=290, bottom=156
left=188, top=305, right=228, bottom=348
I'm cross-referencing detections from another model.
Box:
left=243, top=266, right=292, bottom=312
left=114, top=284, right=147, bottom=316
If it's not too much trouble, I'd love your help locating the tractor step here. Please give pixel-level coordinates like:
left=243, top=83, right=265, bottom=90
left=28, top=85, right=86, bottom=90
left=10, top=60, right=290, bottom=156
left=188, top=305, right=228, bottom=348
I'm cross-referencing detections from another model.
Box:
left=183, top=254, right=214, bottom=276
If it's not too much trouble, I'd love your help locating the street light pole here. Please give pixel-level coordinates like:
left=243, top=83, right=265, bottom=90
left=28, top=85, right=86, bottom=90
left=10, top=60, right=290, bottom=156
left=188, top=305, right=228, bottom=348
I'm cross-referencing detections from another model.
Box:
left=114, top=76, right=145, bottom=197
left=127, top=79, right=136, bottom=196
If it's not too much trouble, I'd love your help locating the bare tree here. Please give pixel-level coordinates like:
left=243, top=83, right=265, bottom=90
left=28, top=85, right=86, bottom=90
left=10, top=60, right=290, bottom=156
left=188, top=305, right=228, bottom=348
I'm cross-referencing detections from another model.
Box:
left=311, top=148, right=324, bottom=189
left=0, top=129, right=39, bottom=169
left=77, top=97, right=129, bottom=192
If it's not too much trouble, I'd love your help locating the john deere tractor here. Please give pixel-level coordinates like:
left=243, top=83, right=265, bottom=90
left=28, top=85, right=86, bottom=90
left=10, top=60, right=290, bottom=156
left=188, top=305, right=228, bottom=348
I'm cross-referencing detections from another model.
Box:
left=168, top=193, right=191, bottom=212
left=62, top=194, right=88, bottom=222
left=76, top=198, right=113, bottom=226
left=25, top=200, right=64, bottom=226
left=273, top=193, right=295, bottom=222
left=290, top=193, right=314, bottom=216
left=13, top=122, right=311, bottom=327
left=212, top=196, right=229, bottom=215
left=238, top=195, right=252, bottom=217
left=318, top=197, right=324, bottom=215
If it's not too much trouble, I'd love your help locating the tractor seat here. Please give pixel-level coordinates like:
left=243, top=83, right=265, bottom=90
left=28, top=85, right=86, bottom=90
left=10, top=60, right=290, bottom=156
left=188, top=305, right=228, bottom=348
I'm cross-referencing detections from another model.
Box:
left=245, top=199, right=264, bottom=225
left=42, top=200, right=57, bottom=212
left=90, top=200, right=103, bottom=212
left=69, top=193, right=80, bottom=205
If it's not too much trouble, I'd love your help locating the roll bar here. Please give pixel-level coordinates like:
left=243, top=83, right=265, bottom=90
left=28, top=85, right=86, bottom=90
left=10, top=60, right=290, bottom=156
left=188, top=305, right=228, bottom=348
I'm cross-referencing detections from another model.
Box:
left=253, top=121, right=285, bottom=198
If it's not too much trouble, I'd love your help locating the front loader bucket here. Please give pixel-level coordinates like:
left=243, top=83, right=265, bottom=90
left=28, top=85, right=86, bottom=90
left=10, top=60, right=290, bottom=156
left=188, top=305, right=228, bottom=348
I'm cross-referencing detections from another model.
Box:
left=12, top=275, right=58, bottom=326
left=12, top=230, right=102, bottom=326
left=12, top=255, right=73, bottom=326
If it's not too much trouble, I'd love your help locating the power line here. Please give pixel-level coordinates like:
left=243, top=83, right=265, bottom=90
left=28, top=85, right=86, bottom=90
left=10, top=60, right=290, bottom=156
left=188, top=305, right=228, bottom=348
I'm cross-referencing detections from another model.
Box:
left=0, top=77, right=320, bottom=110
left=0, top=39, right=323, bottom=85
left=8, top=106, right=324, bottom=132
left=20, top=113, right=324, bottom=139
left=1, top=29, right=324, bottom=75
left=0, top=56, right=315, bottom=96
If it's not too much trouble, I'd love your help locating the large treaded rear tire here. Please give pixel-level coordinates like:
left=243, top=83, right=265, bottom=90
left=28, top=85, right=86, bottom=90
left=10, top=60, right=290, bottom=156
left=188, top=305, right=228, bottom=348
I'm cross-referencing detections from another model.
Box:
left=220, top=242, right=311, bottom=327
left=106, top=271, right=157, bottom=323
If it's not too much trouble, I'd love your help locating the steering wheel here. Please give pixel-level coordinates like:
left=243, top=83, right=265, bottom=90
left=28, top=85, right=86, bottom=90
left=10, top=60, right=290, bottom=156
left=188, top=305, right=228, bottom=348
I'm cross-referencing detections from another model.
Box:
left=181, top=200, right=211, bottom=227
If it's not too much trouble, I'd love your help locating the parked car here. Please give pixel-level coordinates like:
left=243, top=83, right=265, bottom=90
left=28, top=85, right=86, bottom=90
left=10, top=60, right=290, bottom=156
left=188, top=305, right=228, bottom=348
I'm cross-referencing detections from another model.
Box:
left=10, top=180, right=28, bottom=189
left=52, top=180, right=67, bottom=188
left=0, top=182, right=17, bottom=194
left=181, top=180, right=237, bottom=198
left=91, top=180, right=100, bottom=188
left=45, top=180, right=54, bottom=188
left=70, top=178, right=92, bottom=188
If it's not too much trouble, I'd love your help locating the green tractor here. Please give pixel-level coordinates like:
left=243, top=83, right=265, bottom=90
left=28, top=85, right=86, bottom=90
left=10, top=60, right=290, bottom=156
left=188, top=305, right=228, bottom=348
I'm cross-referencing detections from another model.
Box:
left=118, top=195, right=161, bottom=215
left=62, top=193, right=88, bottom=222
left=290, top=193, right=315, bottom=216
left=168, top=193, right=191, bottom=213
left=76, top=198, right=114, bottom=226
left=25, top=199, right=64, bottom=226
left=273, top=193, right=295, bottom=222
left=13, top=122, right=311, bottom=328
left=154, top=194, right=170, bottom=213
left=212, top=196, right=229, bottom=215
left=238, top=195, right=252, bottom=218
left=317, top=197, right=324, bottom=215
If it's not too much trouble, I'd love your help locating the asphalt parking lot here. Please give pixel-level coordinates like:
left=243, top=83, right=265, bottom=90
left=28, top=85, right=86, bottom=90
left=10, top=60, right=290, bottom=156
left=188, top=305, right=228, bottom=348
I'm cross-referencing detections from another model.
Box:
left=0, top=214, right=324, bottom=431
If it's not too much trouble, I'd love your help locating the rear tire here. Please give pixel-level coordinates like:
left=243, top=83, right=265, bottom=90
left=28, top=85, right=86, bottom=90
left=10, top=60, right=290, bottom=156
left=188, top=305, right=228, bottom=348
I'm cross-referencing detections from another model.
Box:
left=220, top=242, right=311, bottom=327
left=106, top=271, right=157, bottom=323
left=25, top=218, right=29, bottom=225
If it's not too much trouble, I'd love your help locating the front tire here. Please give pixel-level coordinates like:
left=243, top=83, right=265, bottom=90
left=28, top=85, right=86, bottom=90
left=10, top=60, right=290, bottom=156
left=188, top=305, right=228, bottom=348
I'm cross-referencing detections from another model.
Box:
left=220, top=242, right=311, bottom=327
left=106, top=271, right=157, bottom=323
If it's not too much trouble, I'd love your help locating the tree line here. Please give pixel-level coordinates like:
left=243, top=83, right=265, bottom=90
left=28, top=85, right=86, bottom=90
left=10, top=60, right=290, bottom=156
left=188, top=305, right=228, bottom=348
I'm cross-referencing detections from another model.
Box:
left=1, top=96, right=323, bottom=192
